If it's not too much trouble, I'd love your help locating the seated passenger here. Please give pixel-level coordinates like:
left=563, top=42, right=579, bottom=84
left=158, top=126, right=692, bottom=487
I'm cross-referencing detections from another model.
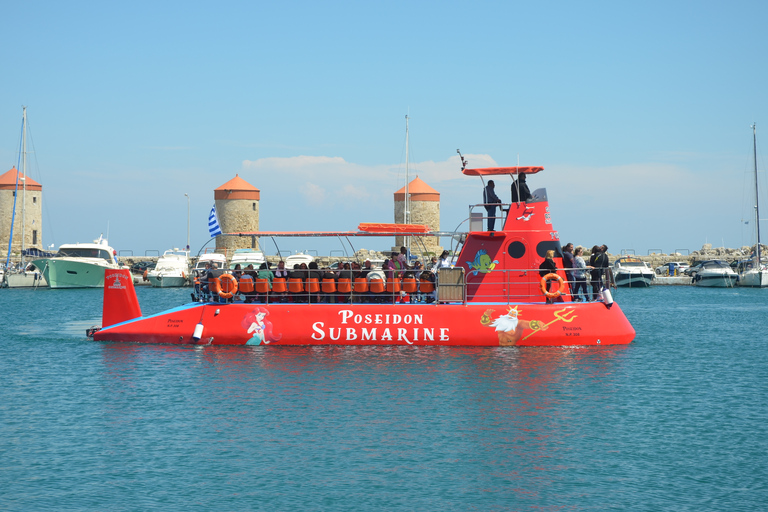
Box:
left=274, top=260, right=289, bottom=279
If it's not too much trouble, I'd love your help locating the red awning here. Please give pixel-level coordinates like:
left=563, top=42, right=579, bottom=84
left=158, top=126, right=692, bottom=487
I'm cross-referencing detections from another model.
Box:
left=462, top=166, right=544, bottom=176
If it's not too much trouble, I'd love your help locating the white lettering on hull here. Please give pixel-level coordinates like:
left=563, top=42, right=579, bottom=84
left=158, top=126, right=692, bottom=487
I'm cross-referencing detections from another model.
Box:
left=311, top=311, right=447, bottom=344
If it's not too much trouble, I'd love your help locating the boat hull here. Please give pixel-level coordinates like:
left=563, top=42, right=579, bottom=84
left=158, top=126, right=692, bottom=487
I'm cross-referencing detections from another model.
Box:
left=32, top=258, right=119, bottom=288
left=94, top=301, right=635, bottom=347
left=147, top=273, right=187, bottom=288
left=739, top=270, right=768, bottom=287
left=694, top=273, right=738, bottom=287
left=2, top=271, right=47, bottom=288
left=613, top=272, right=654, bottom=287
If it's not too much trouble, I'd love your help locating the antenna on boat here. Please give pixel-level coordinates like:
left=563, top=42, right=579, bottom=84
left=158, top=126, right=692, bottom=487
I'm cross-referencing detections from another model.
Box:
left=457, top=149, right=467, bottom=170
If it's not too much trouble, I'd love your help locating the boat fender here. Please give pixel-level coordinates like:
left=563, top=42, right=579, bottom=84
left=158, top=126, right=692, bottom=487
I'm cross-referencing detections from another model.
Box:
left=143, top=269, right=148, bottom=281
left=601, top=288, right=613, bottom=309
left=182, top=271, right=186, bottom=279
left=218, top=274, right=238, bottom=299
left=192, top=323, right=204, bottom=340
left=539, top=273, right=566, bottom=299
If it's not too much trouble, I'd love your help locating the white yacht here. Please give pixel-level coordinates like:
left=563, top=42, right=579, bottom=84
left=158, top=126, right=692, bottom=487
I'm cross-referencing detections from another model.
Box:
left=147, top=249, right=191, bottom=288
left=611, top=257, right=655, bottom=287
left=31, top=236, right=124, bottom=288
left=192, top=252, right=228, bottom=273
left=692, top=260, right=738, bottom=287
left=229, top=248, right=266, bottom=270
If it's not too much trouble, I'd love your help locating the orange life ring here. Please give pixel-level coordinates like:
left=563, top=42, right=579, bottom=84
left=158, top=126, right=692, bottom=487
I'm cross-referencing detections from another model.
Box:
left=218, top=273, right=238, bottom=299
left=540, top=273, right=565, bottom=299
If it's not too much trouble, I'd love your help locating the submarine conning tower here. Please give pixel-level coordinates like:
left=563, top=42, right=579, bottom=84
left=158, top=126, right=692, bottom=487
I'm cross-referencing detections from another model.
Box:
left=456, top=165, right=567, bottom=303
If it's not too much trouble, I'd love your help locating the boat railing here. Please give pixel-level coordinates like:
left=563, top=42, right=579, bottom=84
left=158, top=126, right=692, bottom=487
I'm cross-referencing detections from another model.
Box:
left=467, top=203, right=514, bottom=231
left=189, top=266, right=614, bottom=305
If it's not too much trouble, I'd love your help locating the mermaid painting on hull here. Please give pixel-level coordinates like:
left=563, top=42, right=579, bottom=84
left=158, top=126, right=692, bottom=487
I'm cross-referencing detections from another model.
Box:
left=241, top=307, right=283, bottom=345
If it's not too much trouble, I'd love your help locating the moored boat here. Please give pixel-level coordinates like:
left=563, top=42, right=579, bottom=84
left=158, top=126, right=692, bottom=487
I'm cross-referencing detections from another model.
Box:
left=146, top=249, right=191, bottom=288
left=611, top=257, right=654, bottom=287
left=692, top=260, right=739, bottom=287
left=739, top=124, right=768, bottom=287
left=32, top=236, right=124, bottom=288
left=90, top=162, right=636, bottom=347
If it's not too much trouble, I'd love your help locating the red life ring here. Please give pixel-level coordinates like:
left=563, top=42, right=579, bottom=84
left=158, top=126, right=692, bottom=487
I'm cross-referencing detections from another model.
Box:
left=218, top=273, right=238, bottom=299
left=539, top=273, right=565, bottom=299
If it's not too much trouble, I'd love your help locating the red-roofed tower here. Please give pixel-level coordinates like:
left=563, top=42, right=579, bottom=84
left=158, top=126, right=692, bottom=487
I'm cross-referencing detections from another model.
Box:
left=393, top=176, right=442, bottom=255
left=0, top=167, right=43, bottom=255
left=214, top=174, right=260, bottom=253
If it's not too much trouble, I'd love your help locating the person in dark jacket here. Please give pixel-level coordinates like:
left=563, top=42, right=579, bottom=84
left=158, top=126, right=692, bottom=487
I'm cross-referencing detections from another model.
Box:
left=539, top=250, right=558, bottom=303
left=483, top=180, right=502, bottom=231
left=589, top=245, right=609, bottom=300
left=511, top=172, right=533, bottom=203
left=561, top=242, right=575, bottom=296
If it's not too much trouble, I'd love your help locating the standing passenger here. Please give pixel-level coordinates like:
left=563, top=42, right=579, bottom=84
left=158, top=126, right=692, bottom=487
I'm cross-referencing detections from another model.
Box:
left=483, top=180, right=502, bottom=231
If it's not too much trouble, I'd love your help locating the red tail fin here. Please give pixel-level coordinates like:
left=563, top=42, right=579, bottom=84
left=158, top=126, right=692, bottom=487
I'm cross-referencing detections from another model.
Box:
left=102, top=269, right=142, bottom=328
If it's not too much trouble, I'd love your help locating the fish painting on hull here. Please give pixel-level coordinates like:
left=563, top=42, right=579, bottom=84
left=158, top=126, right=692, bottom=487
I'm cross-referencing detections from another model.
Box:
left=467, top=249, right=499, bottom=276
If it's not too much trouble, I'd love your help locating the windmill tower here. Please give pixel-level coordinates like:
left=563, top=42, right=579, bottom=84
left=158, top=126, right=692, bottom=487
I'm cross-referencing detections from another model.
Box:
left=393, top=176, right=442, bottom=256
left=213, top=174, right=260, bottom=253
left=0, top=167, right=43, bottom=256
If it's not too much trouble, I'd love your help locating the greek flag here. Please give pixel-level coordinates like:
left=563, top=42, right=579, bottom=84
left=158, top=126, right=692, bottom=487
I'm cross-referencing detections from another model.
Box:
left=208, top=204, right=223, bottom=237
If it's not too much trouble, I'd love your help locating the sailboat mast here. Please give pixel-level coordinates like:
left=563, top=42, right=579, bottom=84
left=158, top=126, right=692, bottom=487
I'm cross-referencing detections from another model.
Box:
left=753, top=123, right=761, bottom=267
left=20, top=106, right=27, bottom=266
left=404, top=115, right=409, bottom=226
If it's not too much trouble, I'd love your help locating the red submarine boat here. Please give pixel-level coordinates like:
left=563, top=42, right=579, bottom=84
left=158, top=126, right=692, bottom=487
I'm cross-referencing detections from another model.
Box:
left=90, top=164, right=635, bottom=347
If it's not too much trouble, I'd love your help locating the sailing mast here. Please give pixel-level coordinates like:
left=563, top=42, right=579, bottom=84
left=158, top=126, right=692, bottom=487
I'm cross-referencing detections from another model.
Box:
left=20, top=106, right=27, bottom=268
left=753, top=123, right=761, bottom=270
left=404, top=115, right=410, bottom=251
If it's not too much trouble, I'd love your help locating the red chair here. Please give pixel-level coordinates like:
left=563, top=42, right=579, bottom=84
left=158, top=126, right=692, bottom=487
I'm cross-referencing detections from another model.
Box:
left=369, top=278, right=385, bottom=294
left=353, top=278, right=368, bottom=293
left=238, top=275, right=255, bottom=293
left=288, top=277, right=304, bottom=302
left=272, top=278, right=287, bottom=293
left=386, top=278, right=401, bottom=294
left=239, top=275, right=255, bottom=303
left=401, top=278, right=417, bottom=293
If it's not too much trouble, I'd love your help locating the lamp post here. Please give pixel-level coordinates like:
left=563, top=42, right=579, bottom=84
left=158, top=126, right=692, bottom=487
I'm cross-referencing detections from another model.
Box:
left=184, top=193, right=190, bottom=251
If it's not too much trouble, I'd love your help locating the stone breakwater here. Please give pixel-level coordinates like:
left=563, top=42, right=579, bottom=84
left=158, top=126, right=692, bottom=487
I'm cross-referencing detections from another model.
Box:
left=602, top=243, right=767, bottom=268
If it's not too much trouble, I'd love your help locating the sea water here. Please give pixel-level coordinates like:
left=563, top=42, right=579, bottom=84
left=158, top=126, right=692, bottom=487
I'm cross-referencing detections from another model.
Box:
left=1, top=285, right=766, bottom=511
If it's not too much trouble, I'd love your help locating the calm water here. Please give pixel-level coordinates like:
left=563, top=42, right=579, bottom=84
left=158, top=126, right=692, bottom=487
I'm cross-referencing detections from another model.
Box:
left=1, top=285, right=766, bottom=511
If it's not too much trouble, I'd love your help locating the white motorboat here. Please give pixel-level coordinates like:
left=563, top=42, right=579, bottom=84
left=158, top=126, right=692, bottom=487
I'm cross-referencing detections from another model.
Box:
left=192, top=251, right=228, bottom=273
left=147, top=249, right=191, bottom=288
left=692, top=260, right=739, bottom=287
left=31, top=236, right=124, bottom=288
left=739, top=124, right=768, bottom=287
left=229, top=248, right=266, bottom=270
left=285, top=252, right=315, bottom=268
left=611, top=257, right=654, bottom=287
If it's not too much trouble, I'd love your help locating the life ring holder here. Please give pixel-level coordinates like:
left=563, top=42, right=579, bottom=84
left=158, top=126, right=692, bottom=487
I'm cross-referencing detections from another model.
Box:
left=540, top=273, right=566, bottom=299
left=218, top=273, right=238, bottom=299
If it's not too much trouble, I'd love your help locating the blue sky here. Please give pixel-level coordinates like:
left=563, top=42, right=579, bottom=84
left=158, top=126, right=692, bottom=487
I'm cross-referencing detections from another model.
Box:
left=2, top=1, right=767, bottom=258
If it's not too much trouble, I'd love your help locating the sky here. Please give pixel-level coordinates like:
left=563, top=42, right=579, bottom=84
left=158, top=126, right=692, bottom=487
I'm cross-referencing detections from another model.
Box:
left=2, top=1, right=768, bottom=259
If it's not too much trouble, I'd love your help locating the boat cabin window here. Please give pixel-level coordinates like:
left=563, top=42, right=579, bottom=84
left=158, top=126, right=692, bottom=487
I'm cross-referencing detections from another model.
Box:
left=57, top=248, right=113, bottom=261
left=508, top=241, right=526, bottom=259
left=536, top=241, right=562, bottom=258
left=528, top=188, right=548, bottom=204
